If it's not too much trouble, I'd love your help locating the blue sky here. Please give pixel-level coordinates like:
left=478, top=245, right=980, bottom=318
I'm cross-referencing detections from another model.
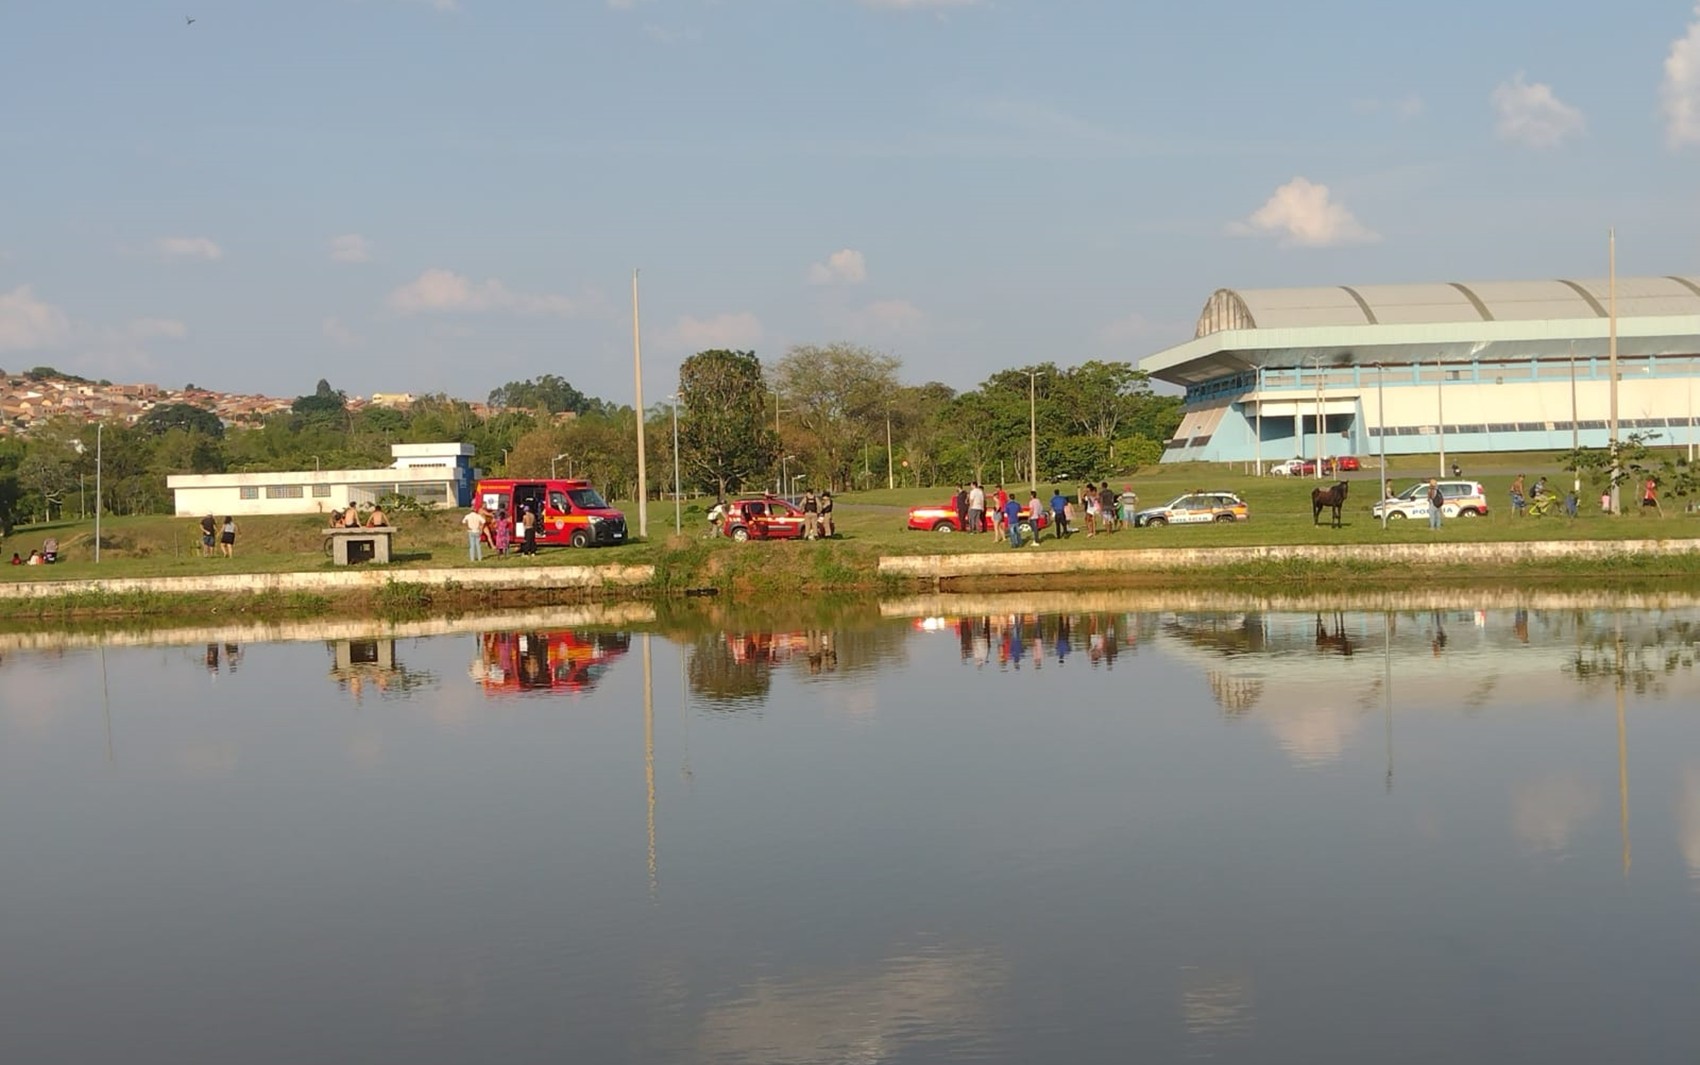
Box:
left=3, top=0, right=1700, bottom=404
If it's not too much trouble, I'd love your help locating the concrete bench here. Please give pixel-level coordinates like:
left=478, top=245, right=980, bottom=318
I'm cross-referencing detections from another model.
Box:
left=324, top=526, right=394, bottom=565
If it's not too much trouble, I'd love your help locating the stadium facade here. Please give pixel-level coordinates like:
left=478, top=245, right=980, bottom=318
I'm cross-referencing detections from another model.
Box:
left=1138, top=276, right=1700, bottom=466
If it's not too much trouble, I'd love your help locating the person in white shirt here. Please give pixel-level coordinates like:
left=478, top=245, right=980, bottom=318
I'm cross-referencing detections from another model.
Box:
left=463, top=506, right=487, bottom=562
left=967, top=482, right=986, bottom=533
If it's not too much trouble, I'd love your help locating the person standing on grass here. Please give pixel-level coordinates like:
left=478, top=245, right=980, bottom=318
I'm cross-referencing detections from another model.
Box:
left=1003, top=493, right=1025, bottom=547
left=463, top=504, right=487, bottom=562
left=491, top=505, right=511, bottom=556
left=200, top=514, right=216, bottom=558
left=521, top=504, right=539, bottom=555
left=1119, top=485, right=1138, bottom=529
left=1081, top=483, right=1098, bottom=537
left=1643, top=477, right=1662, bottom=515
left=1099, top=483, right=1118, bottom=532
left=967, top=482, right=986, bottom=534
left=219, top=516, right=237, bottom=558
left=1427, top=479, right=1444, bottom=531
left=1510, top=474, right=1526, bottom=517
left=992, top=484, right=1010, bottom=537
left=1050, top=487, right=1069, bottom=539
left=802, top=489, right=819, bottom=540
left=954, top=484, right=969, bottom=531
left=819, top=492, right=835, bottom=538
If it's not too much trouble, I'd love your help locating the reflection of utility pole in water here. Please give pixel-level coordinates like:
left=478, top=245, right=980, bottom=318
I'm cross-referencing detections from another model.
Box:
left=643, top=634, right=657, bottom=900
left=679, top=650, right=693, bottom=785
left=100, top=642, right=113, bottom=766
left=1616, top=621, right=1631, bottom=876
left=1383, top=612, right=1393, bottom=794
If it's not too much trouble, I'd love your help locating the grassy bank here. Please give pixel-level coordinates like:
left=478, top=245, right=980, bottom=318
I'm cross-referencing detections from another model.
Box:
left=3, top=453, right=1699, bottom=621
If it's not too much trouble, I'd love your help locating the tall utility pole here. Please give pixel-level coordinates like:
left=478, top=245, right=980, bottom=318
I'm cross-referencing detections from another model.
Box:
left=771, top=389, right=789, bottom=495
left=670, top=394, right=682, bottom=535
left=1025, top=369, right=1044, bottom=494
left=1254, top=366, right=1263, bottom=476
left=1436, top=358, right=1446, bottom=478
left=1570, top=344, right=1580, bottom=497
left=885, top=407, right=894, bottom=491
left=631, top=270, right=649, bottom=538
left=1376, top=364, right=1388, bottom=529
left=1608, top=229, right=1621, bottom=515
left=94, top=422, right=103, bottom=564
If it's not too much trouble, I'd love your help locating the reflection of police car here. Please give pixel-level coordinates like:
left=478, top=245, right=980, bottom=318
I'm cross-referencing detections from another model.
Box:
left=1371, top=480, right=1490, bottom=520
left=1133, top=492, right=1250, bottom=527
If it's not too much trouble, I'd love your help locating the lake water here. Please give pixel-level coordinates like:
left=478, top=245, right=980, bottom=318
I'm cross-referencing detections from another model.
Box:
left=3, top=593, right=1700, bottom=1064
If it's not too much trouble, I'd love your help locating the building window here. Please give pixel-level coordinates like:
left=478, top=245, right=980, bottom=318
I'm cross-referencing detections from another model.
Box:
left=312, top=485, right=332, bottom=497
left=265, top=485, right=304, bottom=499
left=239, top=486, right=259, bottom=500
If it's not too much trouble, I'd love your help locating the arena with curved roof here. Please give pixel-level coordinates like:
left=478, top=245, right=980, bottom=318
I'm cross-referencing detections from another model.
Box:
left=1138, top=275, right=1700, bottom=467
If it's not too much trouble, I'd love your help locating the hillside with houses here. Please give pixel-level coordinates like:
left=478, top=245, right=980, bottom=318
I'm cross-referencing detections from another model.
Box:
left=0, top=369, right=434, bottom=435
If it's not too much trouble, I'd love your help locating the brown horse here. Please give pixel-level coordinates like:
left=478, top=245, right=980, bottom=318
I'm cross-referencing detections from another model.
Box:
left=1312, top=480, right=1350, bottom=527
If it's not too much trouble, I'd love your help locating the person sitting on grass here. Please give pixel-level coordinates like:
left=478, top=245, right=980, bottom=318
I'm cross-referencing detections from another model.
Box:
left=26, top=550, right=41, bottom=566
left=9, top=552, right=20, bottom=566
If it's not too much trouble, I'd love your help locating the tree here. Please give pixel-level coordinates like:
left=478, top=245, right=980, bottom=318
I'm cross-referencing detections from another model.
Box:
left=774, top=343, right=902, bottom=491
left=292, top=379, right=349, bottom=429
left=138, top=402, right=225, bottom=438
left=488, top=374, right=593, bottom=415
left=677, top=349, right=780, bottom=498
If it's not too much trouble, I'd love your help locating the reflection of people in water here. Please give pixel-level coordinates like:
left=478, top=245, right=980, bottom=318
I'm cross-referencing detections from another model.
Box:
left=205, top=644, right=219, bottom=672
left=1514, top=609, right=1530, bottom=644
left=518, top=633, right=551, bottom=689
left=1431, top=611, right=1448, bottom=656
left=1055, top=616, right=1071, bottom=665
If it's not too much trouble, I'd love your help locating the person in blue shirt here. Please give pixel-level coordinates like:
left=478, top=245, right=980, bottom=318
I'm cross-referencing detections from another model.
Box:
left=1049, top=488, right=1069, bottom=539
left=1002, top=495, right=1024, bottom=547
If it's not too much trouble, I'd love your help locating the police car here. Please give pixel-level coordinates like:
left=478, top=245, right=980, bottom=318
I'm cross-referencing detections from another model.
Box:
left=1133, top=492, right=1250, bottom=527
left=1371, top=480, right=1490, bottom=520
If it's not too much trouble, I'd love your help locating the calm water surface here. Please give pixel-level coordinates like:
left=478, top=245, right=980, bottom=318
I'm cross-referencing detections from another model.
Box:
left=3, top=597, right=1699, bottom=1064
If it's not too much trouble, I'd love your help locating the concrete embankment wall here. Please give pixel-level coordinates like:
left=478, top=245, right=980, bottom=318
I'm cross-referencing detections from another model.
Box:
left=0, top=563, right=656, bottom=601
left=876, top=538, right=1700, bottom=581
left=0, top=601, right=659, bottom=652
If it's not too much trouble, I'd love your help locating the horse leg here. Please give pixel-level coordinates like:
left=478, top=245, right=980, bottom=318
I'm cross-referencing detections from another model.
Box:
left=1313, top=500, right=1322, bottom=525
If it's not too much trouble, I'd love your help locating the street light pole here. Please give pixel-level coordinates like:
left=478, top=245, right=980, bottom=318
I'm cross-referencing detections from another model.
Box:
left=885, top=407, right=895, bottom=491
left=632, top=269, right=649, bottom=538
left=1025, top=369, right=1044, bottom=494
left=670, top=393, right=682, bottom=536
left=1436, top=357, right=1446, bottom=478
left=1376, top=364, right=1388, bottom=529
left=551, top=453, right=570, bottom=478
left=94, top=422, right=103, bottom=564
left=1608, top=229, right=1621, bottom=515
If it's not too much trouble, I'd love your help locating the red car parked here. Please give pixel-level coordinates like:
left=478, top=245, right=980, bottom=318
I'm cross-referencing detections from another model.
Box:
left=906, top=501, right=1049, bottom=536
left=720, top=496, right=808, bottom=541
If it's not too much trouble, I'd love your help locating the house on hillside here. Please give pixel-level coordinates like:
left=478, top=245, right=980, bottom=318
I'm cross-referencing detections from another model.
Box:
left=167, top=443, right=478, bottom=517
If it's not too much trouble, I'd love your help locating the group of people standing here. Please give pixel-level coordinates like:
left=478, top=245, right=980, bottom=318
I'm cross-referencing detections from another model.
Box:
left=463, top=500, right=537, bottom=561
left=953, top=482, right=1140, bottom=548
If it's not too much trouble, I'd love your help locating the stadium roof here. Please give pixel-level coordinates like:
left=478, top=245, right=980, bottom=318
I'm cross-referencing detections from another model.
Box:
left=1141, top=275, right=1700, bottom=387
left=1194, top=276, right=1700, bottom=336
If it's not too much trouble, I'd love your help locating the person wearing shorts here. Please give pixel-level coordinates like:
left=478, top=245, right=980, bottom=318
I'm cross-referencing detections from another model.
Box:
left=200, top=514, right=216, bottom=557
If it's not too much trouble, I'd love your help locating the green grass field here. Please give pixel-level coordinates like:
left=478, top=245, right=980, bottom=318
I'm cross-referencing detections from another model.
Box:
left=3, top=450, right=1695, bottom=587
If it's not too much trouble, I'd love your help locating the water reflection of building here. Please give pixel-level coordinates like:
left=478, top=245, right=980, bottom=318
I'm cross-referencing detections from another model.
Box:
left=328, top=639, right=438, bottom=700
left=469, top=631, right=630, bottom=696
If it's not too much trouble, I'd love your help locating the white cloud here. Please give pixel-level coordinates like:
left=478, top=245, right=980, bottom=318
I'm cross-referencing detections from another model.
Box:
left=156, top=236, right=224, bottom=262
left=127, top=318, right=188, bottom=340
left=329, top=234, right=373, bottom=263
left=662, top=311, right=765, bottom=352
left=1664, top=6, right=1700, bottom=149
left=1491, top=73, right=1585, bottom=149
left=386, top=269, right=581, bottom=316
left=808, top=248, right=868, bottom=286
left=322, top=317, right=361, bottom=348
left=0, top=286, right=73, bottom=352
left=1229, top=177, right=1379, bottom=248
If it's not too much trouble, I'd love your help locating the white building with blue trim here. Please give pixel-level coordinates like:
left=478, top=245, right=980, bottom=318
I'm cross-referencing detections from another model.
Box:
left=1139, top=276, right=1700, bottom=466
